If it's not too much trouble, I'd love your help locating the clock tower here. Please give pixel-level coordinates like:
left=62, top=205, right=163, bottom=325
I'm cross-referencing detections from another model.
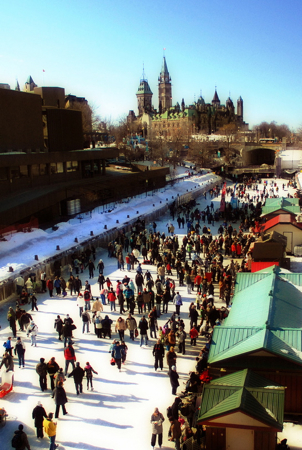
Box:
left=158, top=57, right=172, bottom=113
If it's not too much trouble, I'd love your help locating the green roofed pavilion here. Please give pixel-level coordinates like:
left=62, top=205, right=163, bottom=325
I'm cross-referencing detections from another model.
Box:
left=198, top=369, right=284, bottom=431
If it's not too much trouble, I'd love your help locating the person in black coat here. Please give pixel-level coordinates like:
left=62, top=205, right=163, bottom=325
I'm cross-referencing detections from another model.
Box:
left=52, top=381, right=68, bottom=418
left=152, top=339, right=165, bottom=371
left=54, top=315, right=63, bottom=341
left=189, top=305, right=199, bottom=329
left=36, top=358, right=48, bottom=392
left=32, top=401, right=47, bottom=438
left=14, top=337, right=26, bottom=368
left=138, top=316, right=149, bottom=347
left=169, top=365, right=179, bottom=395
left=68, top=362, right=85, bottom=395
left=101, top=315, right=113, bottom=339
left=47, top=357, right=60, bottom=391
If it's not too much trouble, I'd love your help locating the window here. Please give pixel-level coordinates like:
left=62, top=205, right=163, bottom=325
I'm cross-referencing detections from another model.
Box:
left=11, top=166, right=20, bottom=179
left=32, top=164, right=40, bottom=176
left=50, top=163, right=57, bottom=174
left=0, top=167, right=7, bottom=180
left=57, top=162, right=64, bottom=173
left=66, top=161, right=78, bottom=172
left=40, top=164, right=47, bottom=175
left=20, top=165, right=28, bottom=177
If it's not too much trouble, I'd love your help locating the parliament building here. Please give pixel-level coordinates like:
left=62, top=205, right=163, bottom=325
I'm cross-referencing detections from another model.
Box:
left=128, top=57, right=247, bottom=138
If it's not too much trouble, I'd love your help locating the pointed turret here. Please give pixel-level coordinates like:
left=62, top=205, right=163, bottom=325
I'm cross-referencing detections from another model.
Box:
left=24, top=75, right=37, bottom=92
left=15, top=80, right=20, bottom=91
left=136, top=72, right=153, bottom=116
left=158, top=56, right=172, bottom=113
left=212, top=88, right=220, bottom=107
left=181, top=98, right=185, bottom=112
left=226, top=96, right=234, bottom=114
left=160, top=57, right=169, bottom=80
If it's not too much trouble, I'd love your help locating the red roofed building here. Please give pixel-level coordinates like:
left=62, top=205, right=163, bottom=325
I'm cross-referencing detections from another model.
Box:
left=261, top=214, right=302, bottom=253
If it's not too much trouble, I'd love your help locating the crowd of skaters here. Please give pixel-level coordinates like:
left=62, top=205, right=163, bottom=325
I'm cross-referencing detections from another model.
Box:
left=2, top=176, right=297, bottom=450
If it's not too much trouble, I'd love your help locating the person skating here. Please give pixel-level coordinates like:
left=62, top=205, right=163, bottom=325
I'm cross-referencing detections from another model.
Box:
left=3, top=336, right=13, bottom=356
left=176, top=327, right=187, bottom=355
left=43, top=412, right=58, bottom=449
left=30, top=293, right=38, bottom=311
left=68, top=362, right=84, bottom=395
left=126, top=313, right=137, bottom=341
left=190, top=326, right=199, bottom=346
left=115, top=316, right=126, bottom=341
left=168, top=416, right=181, bottom=450
left=81, top=310, right=91, bottom=333
left=100, top=315, right=113, bottom=339
left=150, top=407, right=165, bottom=449
left=27, top=320, right=38, bottom=346
left=32, top=401, right=47, bottom=438
left=36, top=357, right=48, bottom=392
left=169, top=365, right=179, bottom=395
left=0, top=351, right=14, bottom=372
left=54, top=315, right=63, bottom=341
left=62, top=314, right=74, bottom=347
left=84, top=362, right=98, bottom=390
left=11, top=424, right=31, bottom=450
left=174, top=292, right=182, bottom=316
left=64, top=342, right=76, bottom=375
left=7, top=306, right=17, bottom=338
left=47, top=357, right=60, bottom=391
left=14, top=337, right=26, bottom=368
left=138, top=315, right=149, bottom=347
left=52, top=381, right=68, bottom=418
left=152, top=339, right=165, bottom=371
left=111, top=341, right=125, bottom=372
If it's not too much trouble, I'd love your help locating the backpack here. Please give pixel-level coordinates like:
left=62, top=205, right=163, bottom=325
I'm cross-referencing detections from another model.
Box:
left=12, top=431, right=22, bottom=448
left=95, top=317, right=100, bottom=324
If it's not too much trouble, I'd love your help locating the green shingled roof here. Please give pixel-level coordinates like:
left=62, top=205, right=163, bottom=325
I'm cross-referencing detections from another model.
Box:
left=234, top=266, right=302, bottom=294
left=209, top=272, right=302, bottom=367
left=198, top=369, right=284, bottom=430
left=136, top=80, right=153, bottom=95
left=261, top=198, right=300, bottom=216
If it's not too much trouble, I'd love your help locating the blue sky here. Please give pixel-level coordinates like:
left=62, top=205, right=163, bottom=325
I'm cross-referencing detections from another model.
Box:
left=1, top=0, right=302, bottom=129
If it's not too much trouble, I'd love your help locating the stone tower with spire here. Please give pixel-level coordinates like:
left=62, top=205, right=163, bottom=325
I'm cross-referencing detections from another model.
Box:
left=212, top=88, right=220, bottom=108
left=158, top=56, right=172, bottom=114
left=136, top=70, right=153, bottom=116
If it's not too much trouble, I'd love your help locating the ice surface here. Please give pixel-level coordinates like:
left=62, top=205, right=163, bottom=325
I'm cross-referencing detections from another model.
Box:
left=0, top=174, right=301, bottom=449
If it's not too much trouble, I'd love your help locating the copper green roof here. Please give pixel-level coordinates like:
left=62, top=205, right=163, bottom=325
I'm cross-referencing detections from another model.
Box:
left=198, top=369, right=284, bottom=430
left=151, top=108, right=197, bottom=121
left=234, top=266, right=302, bottom=294
left=265, top=198, right=299, bottom=206
left=261, top=197, right=300, bottom=216
left=209, top=272, right=302, bottom=367
left=136, top=80, right=153, bottom=95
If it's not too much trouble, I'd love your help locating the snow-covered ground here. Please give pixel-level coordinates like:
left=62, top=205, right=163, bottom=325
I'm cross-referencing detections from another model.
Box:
left=0, top=175, right=301, bottom=450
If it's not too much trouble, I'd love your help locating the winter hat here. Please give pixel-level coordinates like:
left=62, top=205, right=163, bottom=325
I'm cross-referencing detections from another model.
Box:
left=37, top=401, right=41, bottom=406
left=171, top=366, right=176, bottom=371
left=17, top=337, right=21, bottom=341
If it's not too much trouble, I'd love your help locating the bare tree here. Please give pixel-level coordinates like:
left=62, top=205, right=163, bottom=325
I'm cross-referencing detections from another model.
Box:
left=253, top=121, right=291, bottom=142
left=187, top=139, right=211, bottom=167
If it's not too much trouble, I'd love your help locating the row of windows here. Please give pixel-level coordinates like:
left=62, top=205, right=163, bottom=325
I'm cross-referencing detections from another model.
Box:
left=0, top=161, right=79, bottom=180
